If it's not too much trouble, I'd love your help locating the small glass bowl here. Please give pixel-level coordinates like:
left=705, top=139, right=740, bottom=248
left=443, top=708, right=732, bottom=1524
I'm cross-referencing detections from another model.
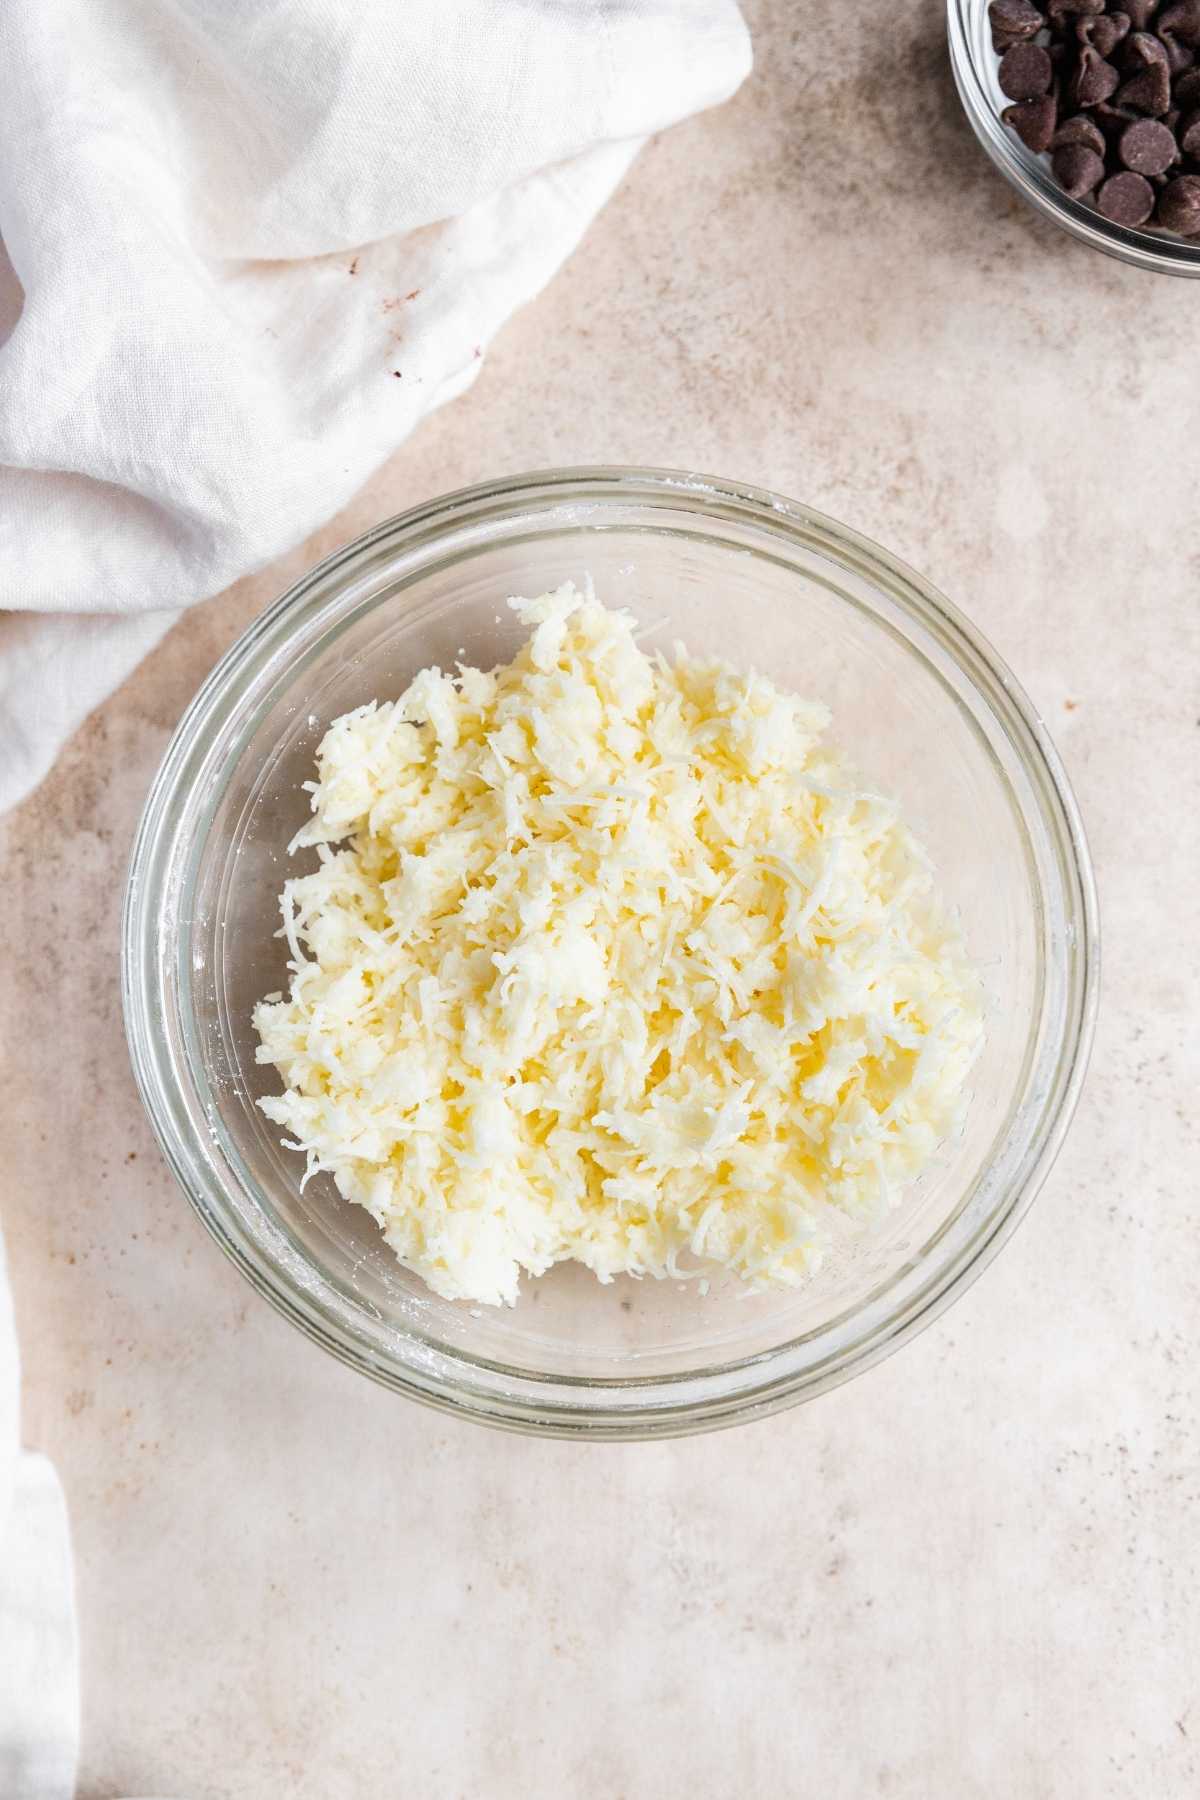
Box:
left=123, top=468, right=1098, bottom=1439
left=949, top=0, right=1200, bottom=276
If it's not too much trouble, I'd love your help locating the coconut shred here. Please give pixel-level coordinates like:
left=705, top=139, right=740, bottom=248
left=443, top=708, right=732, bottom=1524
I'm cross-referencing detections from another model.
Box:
left=253, top=582, right=983, bottom=1306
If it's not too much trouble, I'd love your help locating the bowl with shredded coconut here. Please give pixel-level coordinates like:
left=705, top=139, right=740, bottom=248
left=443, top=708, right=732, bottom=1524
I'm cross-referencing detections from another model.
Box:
left=124, top=468, right=1097, bottom=1436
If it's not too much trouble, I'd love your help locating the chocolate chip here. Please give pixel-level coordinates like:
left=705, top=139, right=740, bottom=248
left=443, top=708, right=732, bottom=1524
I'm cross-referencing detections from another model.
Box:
left=1123, top=0, right=1158, bottom=25
left=1117, top=58, right=1173, bottom=107
left=989, top=0, right=1046, bottom=44
left=1157, top=169, right=1200, bottom=225
left=1079, top=11, right=1132, bottom=53
left=1053, top=109, right=1110, bottom=147
left=1074, top=45, right=1123, bottom=99
left=1002, top=93, right=1060, bottom=148
left=1161, top=30, right=1197, bottom=69
left=1159, top=1, right=1200, bottom=46
left=999, top=42, right=1055, bottom=94
left=1098, top=166, right=1157, bottom=215
left=1180, top=105, right=1200, bottom=146
left=1122, top=30, right=1169, bottom=67
left=1052, top=0, right=1105, bottom=15
left=1174, top=66, right=1200, bottom=100
left=1053, top=141, right=1109, bottom=188
left=1120, top=115, right=1180, bottom=164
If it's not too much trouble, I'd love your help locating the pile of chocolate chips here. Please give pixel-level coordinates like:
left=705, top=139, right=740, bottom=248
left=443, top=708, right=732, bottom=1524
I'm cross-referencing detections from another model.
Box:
left=990, top=0, right=1200, bottom=233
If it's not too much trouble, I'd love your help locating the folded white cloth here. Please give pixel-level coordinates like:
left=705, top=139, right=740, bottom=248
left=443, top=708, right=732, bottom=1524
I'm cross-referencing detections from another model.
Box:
left=0, top=1, right=750, bottom=1791
left=0, top=1239, right=76, bottom=1800
left=0, top=0, right=751, bottom=816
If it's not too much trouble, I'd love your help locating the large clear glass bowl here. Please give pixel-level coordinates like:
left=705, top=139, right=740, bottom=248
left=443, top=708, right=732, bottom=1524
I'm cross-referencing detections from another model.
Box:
left=123, top=468, right=1098, bottom=1438
left=949, top=0, right=1200, bottom=277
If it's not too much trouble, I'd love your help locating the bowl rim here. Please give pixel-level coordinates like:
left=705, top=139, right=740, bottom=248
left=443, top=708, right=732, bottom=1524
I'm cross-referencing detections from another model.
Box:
left=947, top=0, right=1200, bottom=279
left=123, top=465, right=1100, bottom=1439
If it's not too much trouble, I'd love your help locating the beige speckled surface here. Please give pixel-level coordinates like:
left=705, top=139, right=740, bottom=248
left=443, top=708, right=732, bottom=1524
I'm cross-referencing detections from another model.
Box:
left=4, top=4, right=1199, bottom=1797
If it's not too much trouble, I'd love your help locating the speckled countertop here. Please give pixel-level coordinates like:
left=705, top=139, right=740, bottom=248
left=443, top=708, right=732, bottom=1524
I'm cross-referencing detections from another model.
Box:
left=4, top=4, right=1198, bottom=1797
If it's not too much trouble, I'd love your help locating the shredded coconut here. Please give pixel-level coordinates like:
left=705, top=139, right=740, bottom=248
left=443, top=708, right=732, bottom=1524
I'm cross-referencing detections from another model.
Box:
left=253, top=583, right=984, bottom=1306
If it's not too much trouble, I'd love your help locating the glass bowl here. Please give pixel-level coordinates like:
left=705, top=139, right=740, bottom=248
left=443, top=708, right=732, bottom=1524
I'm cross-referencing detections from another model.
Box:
left=949, top=0, right=1200, bottom=277
left=123, top=467, right=1097, bottom=1439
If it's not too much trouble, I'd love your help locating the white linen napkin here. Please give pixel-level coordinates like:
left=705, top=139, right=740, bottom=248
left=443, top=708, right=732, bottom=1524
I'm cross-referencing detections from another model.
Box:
left=0, top=1235, right=77, bottom=1800
left=0, top=0, right=751, bottom=817
left=0, top=2, right=750, bottom=1791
